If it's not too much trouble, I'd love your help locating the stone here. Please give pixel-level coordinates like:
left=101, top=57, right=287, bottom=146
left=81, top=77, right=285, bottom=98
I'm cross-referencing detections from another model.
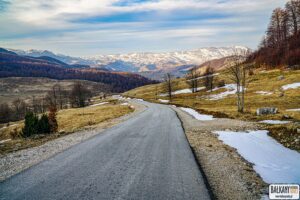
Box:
left=278, top=75, right=284, bottom=80
left=256, top=107, right=278, bottom=115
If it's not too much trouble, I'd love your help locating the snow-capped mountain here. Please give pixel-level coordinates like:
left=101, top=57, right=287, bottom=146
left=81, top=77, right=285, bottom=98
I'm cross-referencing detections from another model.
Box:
left=85, top=46, right=249, bottom=72
left=9, top=49, right=93, bottom=66
left=9, top=46, right=249, bottom=76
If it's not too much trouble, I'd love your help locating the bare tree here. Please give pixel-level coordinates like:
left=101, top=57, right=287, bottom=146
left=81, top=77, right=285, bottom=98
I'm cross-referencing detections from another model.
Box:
left=203, top=66, right=215, bottom=92
left=286, top=0, right=300, bottom=35
left=0, top=103, right=11, bottom=123
left=69, top=82, right=92, bottom=107
left=226, top=50, right=251, bottom=113
left=11, top=98, right=27, bottom=120
left=163, top=73, right=175, bottom=101
left=186, top=67, right=200, bottom=93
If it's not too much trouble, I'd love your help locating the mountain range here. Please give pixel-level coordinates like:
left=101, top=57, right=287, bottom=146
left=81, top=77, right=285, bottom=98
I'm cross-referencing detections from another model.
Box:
left=9, top=46, right=249, bottom=79
left=0, top=48, right=155, bottom=92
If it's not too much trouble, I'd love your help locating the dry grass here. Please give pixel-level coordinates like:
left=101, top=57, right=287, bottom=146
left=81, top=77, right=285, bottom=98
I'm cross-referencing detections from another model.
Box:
left=124, top=69, right=300, bottom=150
left=0, top=101, right=133, bottom=154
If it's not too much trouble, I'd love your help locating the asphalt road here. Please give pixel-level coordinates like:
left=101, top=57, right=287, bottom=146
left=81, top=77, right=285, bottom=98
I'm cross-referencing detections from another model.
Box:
left=0, top=100, right=211, bottom=200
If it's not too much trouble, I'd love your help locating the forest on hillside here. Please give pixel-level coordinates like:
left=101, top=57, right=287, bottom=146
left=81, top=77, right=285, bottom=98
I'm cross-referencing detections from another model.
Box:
left=249, top=0, right=300, bottom=68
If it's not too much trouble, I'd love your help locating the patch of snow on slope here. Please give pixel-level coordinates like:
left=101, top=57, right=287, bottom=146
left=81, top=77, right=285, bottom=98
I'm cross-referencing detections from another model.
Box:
left=206, top=84, right=242, bottom=100
left=255, top=91, right=273, bottom=95
left=89, top=102, right=108, bottom=107
left=282, top=82, right=300, bottom=90
left=180, top=107, right=214, bottom=121
left=259, top=120, right=291, bottom=124
left=160, top=87, right=205, bottom=96
left=214, top=130, right=300, bottom=183
left=286, top=108, right=300, bottom=112
left=158, top=99, right=169, bottom=103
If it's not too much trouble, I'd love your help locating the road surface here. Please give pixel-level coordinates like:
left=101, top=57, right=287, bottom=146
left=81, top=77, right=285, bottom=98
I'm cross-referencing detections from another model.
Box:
left=0, top=100, right=211, bottom=200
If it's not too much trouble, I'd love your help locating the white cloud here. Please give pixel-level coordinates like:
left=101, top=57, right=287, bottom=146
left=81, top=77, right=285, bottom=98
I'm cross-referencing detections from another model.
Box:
left=0, top=0, right=289, bottom=54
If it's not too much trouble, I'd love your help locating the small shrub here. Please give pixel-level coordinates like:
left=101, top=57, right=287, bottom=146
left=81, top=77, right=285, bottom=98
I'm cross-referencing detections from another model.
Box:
left=37, top=114, right=51, bottom=134
left=217, top=80, right=225, bottom=87
left=22, top=112, right=39, bottom=137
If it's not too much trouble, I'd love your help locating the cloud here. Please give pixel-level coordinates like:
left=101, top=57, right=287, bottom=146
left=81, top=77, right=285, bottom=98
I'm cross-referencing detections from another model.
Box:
left=0, top=0, right=288, bottom=55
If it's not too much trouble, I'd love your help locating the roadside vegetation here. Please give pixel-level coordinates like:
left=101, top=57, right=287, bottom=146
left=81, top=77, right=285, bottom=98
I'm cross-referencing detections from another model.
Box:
left=0, top=79, right=134, bottom=155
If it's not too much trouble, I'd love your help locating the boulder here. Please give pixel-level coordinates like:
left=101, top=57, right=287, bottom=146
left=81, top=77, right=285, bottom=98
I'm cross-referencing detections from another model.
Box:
left=256, top=107, right=278, bottom=115
left=278, top=75, right=284, bottom=80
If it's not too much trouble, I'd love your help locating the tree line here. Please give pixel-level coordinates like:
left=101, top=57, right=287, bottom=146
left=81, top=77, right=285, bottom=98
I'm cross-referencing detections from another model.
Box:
left=0, top=82, right=93, bottom=124
left=249, top=0, right=300, bottom=67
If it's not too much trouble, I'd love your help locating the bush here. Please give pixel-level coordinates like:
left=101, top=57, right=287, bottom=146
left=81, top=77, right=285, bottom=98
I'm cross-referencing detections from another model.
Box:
left=37, top=114, right=51, bottom=134
left=217, top=80, right=225, bottom=87
left=22, top=112, right=39, bottom=137
left=48, top=106, right=58, bottom=133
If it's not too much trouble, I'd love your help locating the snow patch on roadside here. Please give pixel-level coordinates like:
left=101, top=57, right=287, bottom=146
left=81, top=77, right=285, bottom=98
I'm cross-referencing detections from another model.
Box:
left=259, top=120, right=291, bottom=125
left=282, top=82, right=300, bottom=90
left=214, top=130, right=300, bottom=183
left=180, top=107, right=214, bottom=121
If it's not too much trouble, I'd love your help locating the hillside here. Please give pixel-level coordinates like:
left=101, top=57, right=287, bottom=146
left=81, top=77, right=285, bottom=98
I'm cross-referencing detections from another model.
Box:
left=0, top=77, right=111, bottom=105
left=124, top=69, right=300, bottom=151
left=194, top=56, right=239, bottom=74
left=0, top=49, right=155, bottom=92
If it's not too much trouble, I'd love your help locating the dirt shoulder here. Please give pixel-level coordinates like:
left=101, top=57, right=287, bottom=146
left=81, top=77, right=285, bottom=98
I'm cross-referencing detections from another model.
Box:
left=0, top=101, right=145, bottom=181
left=172, top=106, right=267, bottom=200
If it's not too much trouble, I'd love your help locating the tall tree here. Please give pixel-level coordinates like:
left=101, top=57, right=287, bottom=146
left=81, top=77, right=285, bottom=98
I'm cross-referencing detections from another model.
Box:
left=186, top=67, right=200, bottom=93
left=227, top=50, right=251, bottom=113
left=70, top=82, right=92, bottom=107
left=204, top=66, right=215, bottom=92
left=163, top=73, right=175, bottom=101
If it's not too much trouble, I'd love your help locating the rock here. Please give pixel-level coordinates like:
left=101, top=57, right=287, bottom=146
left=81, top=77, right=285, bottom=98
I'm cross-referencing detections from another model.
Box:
left=297, top=129, right=300, bottom=134
left=282, top=115, right=292, bottom=119
left=278, top=75, right=284, bottom=80
left=256, top=107, right=278, bottom=115
left=278, top=92, right=284, bottom=97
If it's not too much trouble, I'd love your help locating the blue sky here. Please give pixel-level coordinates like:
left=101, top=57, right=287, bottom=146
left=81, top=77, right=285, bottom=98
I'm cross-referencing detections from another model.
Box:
left=0, top=0, right=287, bottom=56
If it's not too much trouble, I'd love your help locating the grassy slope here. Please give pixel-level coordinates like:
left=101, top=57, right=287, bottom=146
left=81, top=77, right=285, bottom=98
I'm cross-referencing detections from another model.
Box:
left=0, top=98, right=133, bottom=154
left=124, top=69, right=300, bottom=151
left=0, top=77, right=111, bottom=105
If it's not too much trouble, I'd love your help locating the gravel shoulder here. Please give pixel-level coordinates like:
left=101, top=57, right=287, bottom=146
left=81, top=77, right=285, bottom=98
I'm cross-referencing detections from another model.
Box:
left=172, top=106, right=267, bottom=200
left=0, top=101, right=146, bottom=181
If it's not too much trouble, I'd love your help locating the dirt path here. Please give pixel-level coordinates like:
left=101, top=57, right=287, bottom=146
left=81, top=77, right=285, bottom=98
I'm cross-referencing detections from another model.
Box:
left=172, top=106, right=267, bottom=200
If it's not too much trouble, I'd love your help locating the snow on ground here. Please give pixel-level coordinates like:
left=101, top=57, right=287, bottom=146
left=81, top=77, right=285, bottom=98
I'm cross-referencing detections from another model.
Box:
left=180, top=107, right=214, bottom=121
left=206, top=84, right=244, bottom=100
left=259, top=120, right=291, bottom=125
left=214, top=130, right=300, bottom=184
left=160, top=87, right=205, bottom=96
left=286, top=108, right=300, bottom=112
left=89, top=102, right=108, bottom=107
left=282, top=82, right=300, bottom=90
left=121, top=103, right=129, bottom=106
left=158, top=99, right=169, bottom=103
left=255, top=91, right=273, bottom=95
left=136, top=99, right=144, bottom=101
left=0, top=139, right=11, bottom=144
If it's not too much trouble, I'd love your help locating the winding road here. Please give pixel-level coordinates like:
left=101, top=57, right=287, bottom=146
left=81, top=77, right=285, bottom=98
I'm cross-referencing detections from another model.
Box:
left=0, top=100, right=211, bottom=200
